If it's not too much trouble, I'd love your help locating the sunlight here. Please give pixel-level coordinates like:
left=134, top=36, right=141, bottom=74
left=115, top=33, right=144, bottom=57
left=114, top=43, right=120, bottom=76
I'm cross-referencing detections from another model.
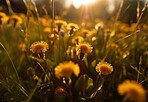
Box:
left=73, top=0, right=96, bottom=8
left=107, top=0, right=115, bottom=13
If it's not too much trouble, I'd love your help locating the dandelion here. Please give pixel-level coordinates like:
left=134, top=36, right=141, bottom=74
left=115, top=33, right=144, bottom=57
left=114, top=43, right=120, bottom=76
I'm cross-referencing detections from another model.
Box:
left=55, top=20, right=67, bottom=32
left=96, top=62, right=113, bottom=75
left=0, top=12, right=9, bottom=24
left=67, top=23, right=79, bottom=35
left=82, top=29, right=91, bottom=38
left=54, top=61, right=80, bottom=79
left=30, top=41, right=49, bottom=59
left=76, top=42, right=92, bottom=60
left=8, top=15, right=22, bottom=27
left=95, top=22, right=104, bottom=30
left=117, top=80, right=146, bottom=102
left=48, top=33, right=59, bottom=41
left=72, top=36, right=84, bottom=44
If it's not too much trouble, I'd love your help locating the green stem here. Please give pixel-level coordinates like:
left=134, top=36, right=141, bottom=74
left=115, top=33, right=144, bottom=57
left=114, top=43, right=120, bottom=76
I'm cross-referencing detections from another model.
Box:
left=0, top=42, right=21, bottom=84
left=26, top=79, right=41, bottom=102
left=91, top=76, right=103, bottom=99
left=67, top=84, right=73, bottom=101
left=43, top=58, right=51, bottom=75
left=25, top=0, right=32, bottom=45
left=80, top=60, right=85, bottom=98
left=6, top=0, right=14, bottom=15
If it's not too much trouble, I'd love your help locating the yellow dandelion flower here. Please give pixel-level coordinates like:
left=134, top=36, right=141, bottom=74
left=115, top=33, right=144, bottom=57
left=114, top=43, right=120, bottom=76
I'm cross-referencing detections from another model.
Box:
left=55, top=61, right=80, bottom=79
left=67, top=23, right=79, bottom=31
left=67, top=23, right=79, bottom=35
left=72, top=36, right=84, bottom=44
left=18, top=43, right=26, bottom=52
left=118, top=80, right=146, bottom=102
left=30, top=41, right=48, bottom=53
left=18, top=13, right=26, bottom=22
left=95, top=22, right=104, bottom=30
left=76, top=42, right=92, bottom=56
left=55, top=20, right=67, bottom=32
left=81, top=29, right=91, bottom=38
left=0, top=12, right=9, bottom=24
left=48, top=34, right=59, bottom=40
left=8, top=15, right=23, bottom=26
left=55, top=20, right=67, bottom=27
left=0, top=12, right=6, bottom=18
left=54, top=87, right=67, bottom=97
left=96, top=62, right=113, bottom=75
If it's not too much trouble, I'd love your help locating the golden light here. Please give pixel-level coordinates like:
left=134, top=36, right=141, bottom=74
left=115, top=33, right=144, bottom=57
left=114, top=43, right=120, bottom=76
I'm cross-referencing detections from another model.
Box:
left=107, top=0, right=115, bottom=13
left=73, top=0, right=96, bottom=8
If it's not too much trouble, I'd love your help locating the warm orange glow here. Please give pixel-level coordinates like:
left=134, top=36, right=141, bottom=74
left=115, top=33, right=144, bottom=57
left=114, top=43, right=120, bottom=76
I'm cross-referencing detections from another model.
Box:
left=73, top=0, right=96, bottom=8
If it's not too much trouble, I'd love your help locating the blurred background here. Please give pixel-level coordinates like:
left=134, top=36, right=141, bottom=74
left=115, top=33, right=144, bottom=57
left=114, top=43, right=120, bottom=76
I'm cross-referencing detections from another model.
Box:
left=0, top=0, right=148, bottom=24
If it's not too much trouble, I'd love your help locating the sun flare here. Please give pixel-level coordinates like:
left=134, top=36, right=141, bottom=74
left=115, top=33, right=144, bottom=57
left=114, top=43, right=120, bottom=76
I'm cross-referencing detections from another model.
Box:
left=73, top=0, right=96, bottom=8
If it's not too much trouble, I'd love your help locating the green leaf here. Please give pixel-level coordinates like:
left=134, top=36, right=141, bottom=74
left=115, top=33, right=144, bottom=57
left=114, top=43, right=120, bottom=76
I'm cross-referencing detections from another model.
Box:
left=96, top=78, right=104, bottom=91
left=83, top=56, right=88, bottom=68
left=91, top=59, right=96, bottom=68
left=75, top=74, right=93, bottom=92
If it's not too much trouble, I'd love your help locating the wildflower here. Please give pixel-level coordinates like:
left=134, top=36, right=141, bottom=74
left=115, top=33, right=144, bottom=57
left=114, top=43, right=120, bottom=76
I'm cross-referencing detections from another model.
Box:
left=82, top=29, right=91, bottom=38
left=67, top=23, right=79, bottom=35
left=30, top=41, right=48, bottom=54
left=55, top=20, right=67, bottom=32
left=18, top=43, right=26, bottom=52
left=0, top=12, right=8, bottom=24
left=18, top=13, right=26, bottom=22
left=76, top=42, right=92, bottom=60
left=96, top=62, right=113, bottom=75
left=54, top=87, right=67, bottom=97
left=30, top=41, right=48, bottom=59
left=95, top=22, right=104, bottom=30
left=72, top=36, right=84, bottom=44
left=48, top=33, right=59, bottom=40
left=54, top=61, right=80, bottom=79
left=117, top=80, right=146, bottom=102
left=8, top=15, right=22, bottom=27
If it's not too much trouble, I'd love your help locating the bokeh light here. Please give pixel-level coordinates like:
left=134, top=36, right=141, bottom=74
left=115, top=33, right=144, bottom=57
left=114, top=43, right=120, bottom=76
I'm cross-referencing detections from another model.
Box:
left=65, top=0, right=96, bottom=8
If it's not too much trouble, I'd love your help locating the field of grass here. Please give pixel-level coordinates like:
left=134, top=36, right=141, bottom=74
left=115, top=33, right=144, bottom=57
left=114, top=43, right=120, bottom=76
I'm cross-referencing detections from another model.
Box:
left=0, top=0, right=148, bottom=102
